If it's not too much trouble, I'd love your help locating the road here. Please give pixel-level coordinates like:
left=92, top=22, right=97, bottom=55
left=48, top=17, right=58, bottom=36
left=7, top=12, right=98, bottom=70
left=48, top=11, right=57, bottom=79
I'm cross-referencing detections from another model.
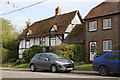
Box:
left=1, top=69, right=120, bottom=80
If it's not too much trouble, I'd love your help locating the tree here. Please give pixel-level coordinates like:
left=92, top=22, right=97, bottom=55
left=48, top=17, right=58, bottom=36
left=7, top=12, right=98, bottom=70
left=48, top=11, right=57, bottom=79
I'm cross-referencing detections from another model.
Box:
left=25, top=19, right=31, bottom=28
left=0, top=18, right=19, bottom=62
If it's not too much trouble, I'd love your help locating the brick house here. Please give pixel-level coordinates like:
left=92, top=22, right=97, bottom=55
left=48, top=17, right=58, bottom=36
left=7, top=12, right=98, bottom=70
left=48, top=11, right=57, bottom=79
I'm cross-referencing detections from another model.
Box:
left=18, top=7, right=83, bottom=58
left=84, top=2, right=120, bottom=62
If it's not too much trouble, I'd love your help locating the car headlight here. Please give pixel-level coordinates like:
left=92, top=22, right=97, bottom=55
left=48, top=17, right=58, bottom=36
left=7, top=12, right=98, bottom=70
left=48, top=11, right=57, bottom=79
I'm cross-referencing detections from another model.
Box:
left=55, top=61, right=65, bottom=64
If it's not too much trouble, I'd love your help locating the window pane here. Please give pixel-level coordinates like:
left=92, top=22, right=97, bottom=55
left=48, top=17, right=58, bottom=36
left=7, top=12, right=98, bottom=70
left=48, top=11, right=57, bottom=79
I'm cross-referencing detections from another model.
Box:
left=103, top=40, right=112, bottom=51
left=89, top=21, right=97, bottom=31
left=108, top=19, right=111, bottom=28
left=103, top=18, right=111, bottom=29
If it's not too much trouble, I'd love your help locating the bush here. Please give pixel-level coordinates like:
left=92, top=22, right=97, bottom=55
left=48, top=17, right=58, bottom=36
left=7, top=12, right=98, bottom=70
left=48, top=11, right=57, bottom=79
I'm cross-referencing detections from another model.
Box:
left=16, top=59, right=21, bottom=65
left=23, top=45, right=44, bottom=63
left=96, top=52, right=103, bottom=56
left=2, top=48, right=9, bottom=63
left=15, top=58, right=26, bottom=64
left=2, top=48, right=18, bottom=63
left=50, top=44, right=85, bottom=62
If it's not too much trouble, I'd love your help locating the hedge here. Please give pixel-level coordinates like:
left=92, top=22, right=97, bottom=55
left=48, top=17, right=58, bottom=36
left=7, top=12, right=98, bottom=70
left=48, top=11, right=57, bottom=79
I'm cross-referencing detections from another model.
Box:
left=50, top=44, right=85, bottom=62
left=23, top=45, right=44, bottom=63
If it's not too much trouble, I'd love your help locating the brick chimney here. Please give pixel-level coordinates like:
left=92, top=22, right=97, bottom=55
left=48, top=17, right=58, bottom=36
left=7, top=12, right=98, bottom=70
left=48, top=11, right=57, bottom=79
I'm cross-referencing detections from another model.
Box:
left=55, top=7, right=61, bottom=15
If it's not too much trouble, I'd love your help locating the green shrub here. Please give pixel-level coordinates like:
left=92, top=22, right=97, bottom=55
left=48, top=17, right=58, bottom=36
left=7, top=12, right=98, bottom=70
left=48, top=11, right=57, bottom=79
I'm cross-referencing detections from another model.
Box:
left=50, top=44, right=85, bottom=62
left=2, top=48, right=18, bottom=63
left=23, top=45, right=44, bottom=63
left=2, top=48, right=9, bottom=63
left=20, top=58, right=26, bottom=64
left=15, top=58, right=26, bottom=64
left=96, top=52, right=103, bottom=56
left=15, top=59, right=21, bottom=65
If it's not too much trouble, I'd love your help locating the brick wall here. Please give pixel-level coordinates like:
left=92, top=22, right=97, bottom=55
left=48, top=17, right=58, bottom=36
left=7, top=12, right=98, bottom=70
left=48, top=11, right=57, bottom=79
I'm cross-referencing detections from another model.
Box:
left=85, top=14, right=119, bottom=63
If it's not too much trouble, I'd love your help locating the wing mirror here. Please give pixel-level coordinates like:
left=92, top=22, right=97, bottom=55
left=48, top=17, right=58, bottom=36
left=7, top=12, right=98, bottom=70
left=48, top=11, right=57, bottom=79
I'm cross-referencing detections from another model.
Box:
left=44, top=58, right=49, bottom=61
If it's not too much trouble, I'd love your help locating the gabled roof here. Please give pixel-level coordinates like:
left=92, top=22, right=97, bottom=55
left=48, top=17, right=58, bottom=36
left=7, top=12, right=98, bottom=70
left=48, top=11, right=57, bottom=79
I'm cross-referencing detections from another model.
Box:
left=84, top=1, right=120, bottom=20
left=18, top=10, right=83, bottom=40
left=63, top=24, right=85, bottom=44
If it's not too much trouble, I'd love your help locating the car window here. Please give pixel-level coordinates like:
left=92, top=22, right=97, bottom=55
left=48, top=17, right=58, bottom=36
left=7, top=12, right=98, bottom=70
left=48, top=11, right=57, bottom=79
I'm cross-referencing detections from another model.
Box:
left=40, top=54, right=49, bottom=60
left=35, top=54, right=40, bottom=59
left=47, top=53, right=62, bottom=59
left=105, top=52, right=120, bottom=60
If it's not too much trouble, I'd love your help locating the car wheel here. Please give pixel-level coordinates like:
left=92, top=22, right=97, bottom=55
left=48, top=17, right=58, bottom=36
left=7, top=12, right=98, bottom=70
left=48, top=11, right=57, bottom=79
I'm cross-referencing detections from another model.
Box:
left=98, top=66, right=109, bottom=76
left=51, top=65, right=57, bottom=73
left=30, top=64, right=36, bottom=72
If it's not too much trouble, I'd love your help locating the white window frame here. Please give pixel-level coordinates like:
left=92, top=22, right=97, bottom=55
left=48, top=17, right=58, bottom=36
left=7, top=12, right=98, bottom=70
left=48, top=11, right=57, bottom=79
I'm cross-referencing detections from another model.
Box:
left=103, top=18, right=111, bottom=29
left=103, top=40, right=112, bottom=52
left=89, top=21, right=97, bottom=31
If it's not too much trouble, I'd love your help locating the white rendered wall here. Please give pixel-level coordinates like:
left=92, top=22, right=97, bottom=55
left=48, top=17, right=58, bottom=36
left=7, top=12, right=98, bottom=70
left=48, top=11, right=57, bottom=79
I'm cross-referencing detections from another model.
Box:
left=30, top=38, right=34, bottom=47
left=56, top=36, right=62, bottom=45
left=44, top=36, right=49, bottom=46
left=64, top=13, right=81, bottom=38
left=71, top=13, right=81, bottom=24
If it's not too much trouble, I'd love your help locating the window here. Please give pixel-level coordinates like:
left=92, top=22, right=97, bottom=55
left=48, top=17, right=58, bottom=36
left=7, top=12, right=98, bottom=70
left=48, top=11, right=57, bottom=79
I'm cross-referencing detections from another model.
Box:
left=35, top=54, right=40, bottom=59
left=103, top=18, right=111, bottom=29
left=90, top=42, right=96, bottom=53
left=50, top=31, right=56, bottom=38
left=89, top=21, right=97, bottom=31
left=40, top=54, right=49, bottom=60
left=103, top=40, right=112, bottom=52
left=105, top=52, right=120, bottom=60
left=50, top=27, right=56, bottom=38
left=26, top=32, right=30, bottom=41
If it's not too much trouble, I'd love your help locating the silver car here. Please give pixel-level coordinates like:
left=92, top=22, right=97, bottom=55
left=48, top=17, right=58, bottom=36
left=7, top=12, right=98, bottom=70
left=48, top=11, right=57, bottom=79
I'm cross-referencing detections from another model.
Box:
left=30, top=53, right=74, bottom=72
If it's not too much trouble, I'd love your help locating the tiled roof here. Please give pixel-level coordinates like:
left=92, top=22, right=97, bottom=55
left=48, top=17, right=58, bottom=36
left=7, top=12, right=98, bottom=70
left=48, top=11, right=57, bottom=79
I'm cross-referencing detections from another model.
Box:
left=63, top=24, right=85, bottom=44
left=84, top=1, right=120, bottom=20
left=18, top=10, right=83, bottom=40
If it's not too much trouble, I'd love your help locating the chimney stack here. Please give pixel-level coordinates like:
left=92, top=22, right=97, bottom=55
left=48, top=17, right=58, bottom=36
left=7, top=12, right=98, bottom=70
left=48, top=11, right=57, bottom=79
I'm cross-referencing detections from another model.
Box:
left=55, top=7, right=61, bottom=15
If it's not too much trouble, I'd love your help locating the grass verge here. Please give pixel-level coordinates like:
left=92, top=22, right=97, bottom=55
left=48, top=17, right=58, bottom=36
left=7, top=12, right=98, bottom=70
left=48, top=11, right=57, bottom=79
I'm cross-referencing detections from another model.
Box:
left=74, top=64, right=93, bottom=71
left=1, top=62, right=93, bottom=71
left=0, top=62, right=15, bottom=68
left=14, top=63, right=29, bottom=68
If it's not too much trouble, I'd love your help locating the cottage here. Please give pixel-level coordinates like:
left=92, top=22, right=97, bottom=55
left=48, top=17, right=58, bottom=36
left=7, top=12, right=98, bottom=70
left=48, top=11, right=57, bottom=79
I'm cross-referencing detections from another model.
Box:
left=18, top=7, right=83, bottom=58
left=84, top=1, right=120, bottom=62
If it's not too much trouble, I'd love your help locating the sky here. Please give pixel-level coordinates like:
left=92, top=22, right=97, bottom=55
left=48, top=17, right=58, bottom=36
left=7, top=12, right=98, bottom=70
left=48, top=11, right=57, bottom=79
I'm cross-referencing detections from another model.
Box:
left=0, top=0, right=107, bottom=31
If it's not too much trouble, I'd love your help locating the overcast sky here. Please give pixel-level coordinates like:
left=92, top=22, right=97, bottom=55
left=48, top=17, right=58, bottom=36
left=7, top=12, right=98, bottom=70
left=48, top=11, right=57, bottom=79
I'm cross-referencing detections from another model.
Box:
left=1, top=0, right=106, bottom=31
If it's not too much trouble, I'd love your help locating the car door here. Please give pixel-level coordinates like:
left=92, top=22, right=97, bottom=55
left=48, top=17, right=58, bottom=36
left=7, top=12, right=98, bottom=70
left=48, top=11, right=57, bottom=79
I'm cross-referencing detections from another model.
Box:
left=33, top=54, right=41, bottom=68
left=39, top=54, right=51, bottom=70
left=105, top=52, right=119, bottom=73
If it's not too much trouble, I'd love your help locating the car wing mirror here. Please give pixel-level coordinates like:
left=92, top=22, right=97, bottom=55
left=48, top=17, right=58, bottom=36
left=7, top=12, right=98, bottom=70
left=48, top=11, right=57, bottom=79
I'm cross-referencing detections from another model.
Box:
left=44, top=58, right=49, bottom=61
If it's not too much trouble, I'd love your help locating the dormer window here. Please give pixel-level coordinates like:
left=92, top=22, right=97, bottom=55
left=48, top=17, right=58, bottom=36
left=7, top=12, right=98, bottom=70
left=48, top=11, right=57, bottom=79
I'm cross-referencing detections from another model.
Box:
left=50, top=25, right=57, bottom=38
left=26, top=32, right=30, bottom=37
left=26, top=30, right=32, bottom=41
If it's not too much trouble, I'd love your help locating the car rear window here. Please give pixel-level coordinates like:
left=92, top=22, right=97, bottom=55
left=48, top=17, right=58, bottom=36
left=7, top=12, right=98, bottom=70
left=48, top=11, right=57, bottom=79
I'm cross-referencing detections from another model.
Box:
left=105, top=52, right=120, bottom=60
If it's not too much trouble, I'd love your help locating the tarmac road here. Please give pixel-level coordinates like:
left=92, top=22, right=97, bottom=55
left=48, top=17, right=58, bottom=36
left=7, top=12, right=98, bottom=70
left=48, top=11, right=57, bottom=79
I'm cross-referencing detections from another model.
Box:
left=1, top=68, right=120, bottom=80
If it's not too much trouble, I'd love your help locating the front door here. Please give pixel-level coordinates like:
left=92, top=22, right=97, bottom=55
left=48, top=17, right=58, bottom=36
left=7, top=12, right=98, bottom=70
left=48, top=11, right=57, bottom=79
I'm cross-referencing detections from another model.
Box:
left=90, top=42, right=96, bottom=61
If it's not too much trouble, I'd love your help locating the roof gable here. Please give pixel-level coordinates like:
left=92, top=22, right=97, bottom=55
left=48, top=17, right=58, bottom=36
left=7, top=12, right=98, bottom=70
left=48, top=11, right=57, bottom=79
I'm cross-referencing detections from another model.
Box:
left=84, top=1, right=120, bottom=20
left=18, top=10, right=83, bottom=40
left=63, top=24, right=85, bottom=44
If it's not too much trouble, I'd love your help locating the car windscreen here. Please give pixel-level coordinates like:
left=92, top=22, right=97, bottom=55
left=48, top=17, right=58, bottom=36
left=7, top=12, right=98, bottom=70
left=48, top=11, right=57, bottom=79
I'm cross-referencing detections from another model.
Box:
left=47, top=53, right=62, bottom=59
